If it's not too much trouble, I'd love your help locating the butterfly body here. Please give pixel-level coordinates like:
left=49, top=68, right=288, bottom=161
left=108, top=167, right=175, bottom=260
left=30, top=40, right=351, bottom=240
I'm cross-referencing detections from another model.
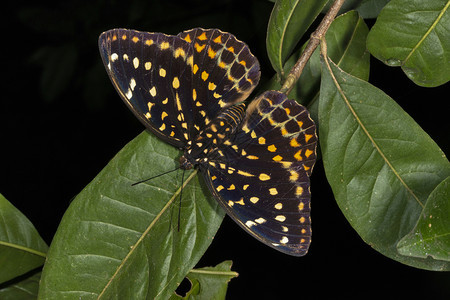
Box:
left=99, top=28, right=317, bottom=256
left=183, top=102, right=246, bottom=169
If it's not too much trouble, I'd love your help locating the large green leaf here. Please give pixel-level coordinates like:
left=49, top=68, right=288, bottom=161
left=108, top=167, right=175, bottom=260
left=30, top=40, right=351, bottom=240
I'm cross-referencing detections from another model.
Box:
left=0, top=194, right=48, bottom=284
left=367, top=0, right=450, bottom=87
left=0, top=272, right=40, bottom=300
left=38, top=131, right=225, bottom=299
left=266, top=0, right=328, bottom=79
left=319, top=57, right=450, bottom=270
left=264, top=10, right=370, bottom=121
left=397, top=176, right=450, bottom=261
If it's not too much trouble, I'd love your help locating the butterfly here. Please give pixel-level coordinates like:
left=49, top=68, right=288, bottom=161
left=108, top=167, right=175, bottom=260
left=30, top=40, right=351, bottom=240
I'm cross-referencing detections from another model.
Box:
left=98, top=28, right=317, bottom=256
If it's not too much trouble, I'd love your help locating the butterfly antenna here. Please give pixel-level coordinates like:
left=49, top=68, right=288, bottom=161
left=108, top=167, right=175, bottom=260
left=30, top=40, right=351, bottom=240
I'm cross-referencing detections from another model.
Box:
left=131, top=166, right=181, bottom=186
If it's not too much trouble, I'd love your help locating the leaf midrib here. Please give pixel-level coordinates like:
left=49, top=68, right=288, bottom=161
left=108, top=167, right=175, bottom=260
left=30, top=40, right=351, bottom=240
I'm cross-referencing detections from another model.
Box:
left=97, top=169, right=198, bottom=299
left=277, top=0, right=301, bottom=76
left=403, top=1, right=450, bottom=65
left=322, top=55, right=424, bottom=208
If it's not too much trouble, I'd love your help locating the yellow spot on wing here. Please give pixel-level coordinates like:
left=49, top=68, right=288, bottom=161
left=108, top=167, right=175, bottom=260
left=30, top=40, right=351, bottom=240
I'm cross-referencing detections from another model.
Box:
left=290, top=170, right=299, bottom=181
left=174, top=48, right=186, bottom=58
left=268, top=144, right=277, bottom=152
left=160, top=42, right=170, bottom=50
left=275, top=215, right=286, bottom=222
left=132, top=36, right=139, bottom=43
left=201, top=71, right=209, bottom=81
left=298, top=202, right=304, bottom=211
left=192, top=89, right=197, bottom=100
left=219, top=61, right=226, bottom=68
left=145, top=62, right=152, bottom=70
left=250, top=197, right=259, bottom=203
left=172, top=77, right=180, bottom=89
left=213, top=35, right=222, bottom=43
left=193, top=64, right=199, bottom=74
left=159, top=68, right=166, bottom=77
left=255, top=218, right=266, bottom=224
left=227, top=46, right=234, bottom=53
left=269, top=188, right=278, bottom=195
left=238, top=170, right=253, bottom=177
left=133, top=57, right=139, bottom=69
left=150, top=87, right=156, bottom=97
left=208, top=82, right=216, bottom=90
left=145, top=39, right=153, bottom=46
left=259, top=173, right=270, bottom=181
left=296, top=186, right=304, bottom=196
left=305, top=149, right=314, bottom=158
left=272, top=155, right=283, bottom=161
left=258, top=137, right=266, bottom=144
left=235, top=198, right=245, bottom=205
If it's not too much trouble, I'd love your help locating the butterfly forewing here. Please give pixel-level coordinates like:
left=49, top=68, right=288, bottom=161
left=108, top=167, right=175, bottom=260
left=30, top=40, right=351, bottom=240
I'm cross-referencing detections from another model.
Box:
left=202, top=91, right=317, bottom=256
left=99, top=28, right=260, bottom=147
left=177, top=29, right=260, bottom=128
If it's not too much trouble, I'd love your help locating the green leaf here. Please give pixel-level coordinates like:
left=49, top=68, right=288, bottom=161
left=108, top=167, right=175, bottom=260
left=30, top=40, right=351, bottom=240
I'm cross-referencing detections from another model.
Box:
left=38, top=131, right=225, bottom=299
left=397, top=176, right=450, bottom=261
left=266, top=0, right=328, bottom=79
left=0, top=194, right=48, bottom=284
left=185, top=261, right=237, bottom=300
left=356, top=0, right=391, bottom=18
left=0, top=272, right=40, bottom=300
left=319, top=57, right=450, bottom=270
left=264, top=10, right=370, bottom=121
left=322, top=0, right=391, bottom=19
left=367, top=0, right=450, bottom=87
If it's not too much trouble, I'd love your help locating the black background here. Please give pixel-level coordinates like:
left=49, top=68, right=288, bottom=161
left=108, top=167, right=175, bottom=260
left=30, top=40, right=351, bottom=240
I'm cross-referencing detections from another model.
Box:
left=2, top=0, right=449, bottom=298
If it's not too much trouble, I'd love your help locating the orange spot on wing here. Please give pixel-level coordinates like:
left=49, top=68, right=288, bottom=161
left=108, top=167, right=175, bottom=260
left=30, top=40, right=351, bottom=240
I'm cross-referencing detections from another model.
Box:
left=183, top=34, right=192, bottom=43
left=208, top=47, right=216, bottom=58
left=195, top=43, right=205, bottom=52
left=197, top=32, right=207, bottom=41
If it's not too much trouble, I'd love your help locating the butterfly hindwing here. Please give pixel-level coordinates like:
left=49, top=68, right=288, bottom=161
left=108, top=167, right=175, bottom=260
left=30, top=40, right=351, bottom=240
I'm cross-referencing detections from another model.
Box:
left=201, top=91, right=317, bottom=256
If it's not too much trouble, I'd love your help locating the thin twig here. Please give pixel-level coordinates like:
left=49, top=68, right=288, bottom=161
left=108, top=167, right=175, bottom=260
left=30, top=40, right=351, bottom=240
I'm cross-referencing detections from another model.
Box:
left=279, top=0, right=346, bottom=95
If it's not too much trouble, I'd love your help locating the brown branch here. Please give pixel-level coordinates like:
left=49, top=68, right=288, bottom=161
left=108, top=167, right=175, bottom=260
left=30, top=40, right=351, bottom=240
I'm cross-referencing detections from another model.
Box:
left=279, top=0, right=346, bottom=95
